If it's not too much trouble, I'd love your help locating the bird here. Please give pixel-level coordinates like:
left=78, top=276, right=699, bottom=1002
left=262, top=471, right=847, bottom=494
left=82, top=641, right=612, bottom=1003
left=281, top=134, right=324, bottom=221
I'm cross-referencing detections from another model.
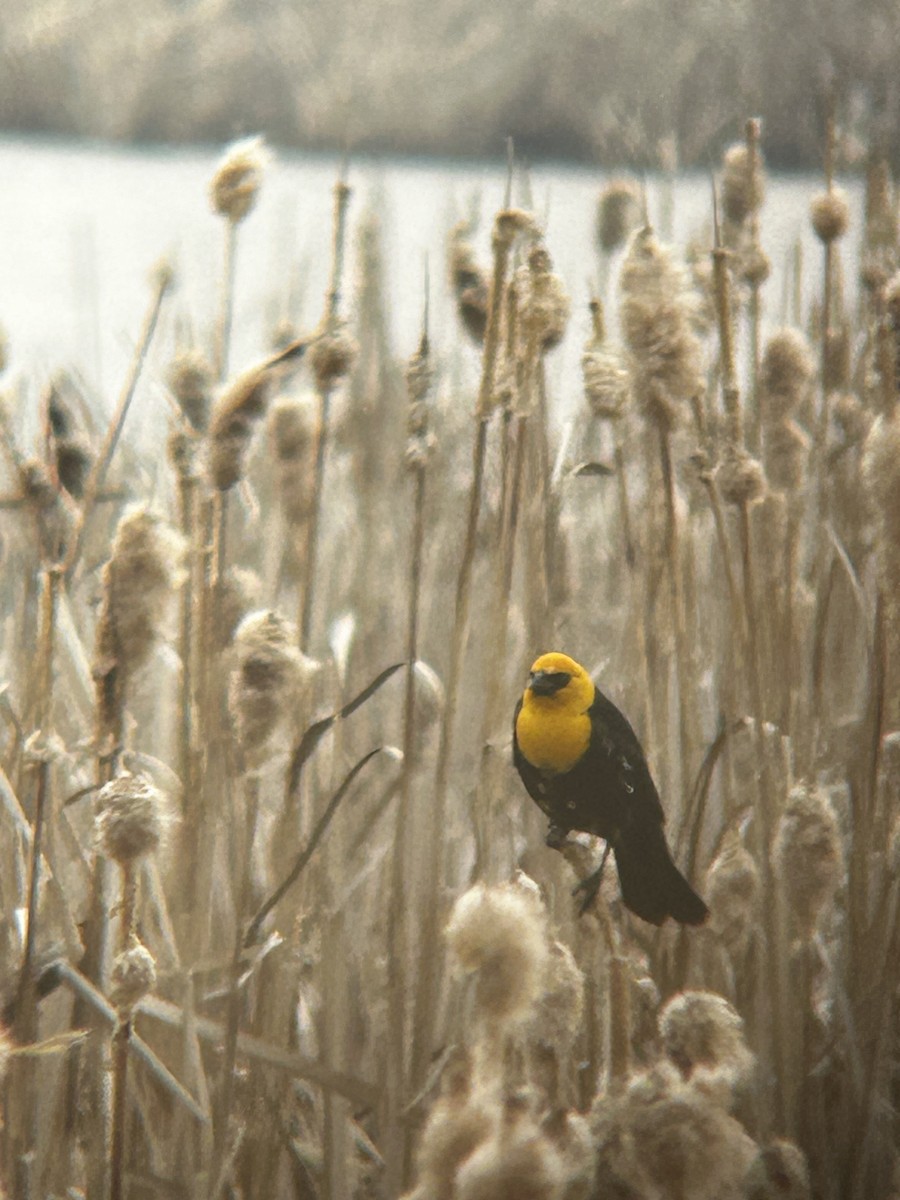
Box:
left=513, top=651, right=708, bottom=926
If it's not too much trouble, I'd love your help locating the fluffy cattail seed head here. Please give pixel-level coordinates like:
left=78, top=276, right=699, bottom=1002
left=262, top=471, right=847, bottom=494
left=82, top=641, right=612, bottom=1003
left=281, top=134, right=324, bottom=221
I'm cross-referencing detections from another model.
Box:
left=95, top=773, right=168, bottom=865
left=596, top=179, right=641, bottom=253
left=527, top=939, right=584, bottom=1050
left=446, top=881, right=549, bottom=1027
left=455, top=1106, right=564, bottom=1200
left=582, top=343, right=631, bottom=420
left=309, top=320, right=357, bottom=391
left=659, top=990, right=753, bottom=1081
left=207, top=364, right=273, bottom=491
left=110, top=941, right=157, bottom=1013
left=168, top=350, right=213, bottom=432
left=861, top=411, right=900, bottom=592
left=210, top=136, right=268, bottom=224
left=620, top=227, right=704, bottom=430
left=705, top=833, right=759, bottom=952
left=268, top=397, right=314, bottom=527
left=773, top=784, right=842, bottom=936
left=718, top=445, right=766, bottom=507
left=833, top=393, right=870, bottom=447
left=740, top=243, right=771, bottom=288
left=493, top=208, right=536, bottom=249
left=765, top=418, right=810, bottom=493
left=519, top=244, right=570, bottom=353
left=760, top=329, right=814, bottom=419
left=228, top=610, right=317, bottom=763
left=449, top=222, right=488, bottom=343
left=414, top=1087, right=493, bottom=1200
left=742, top=1139, right=810, bottom=1200
left=810, top=189, right=850, bottom=244
left=722, top=143, right=765, bottom=227
left=96, top=506, right=186, bottom=677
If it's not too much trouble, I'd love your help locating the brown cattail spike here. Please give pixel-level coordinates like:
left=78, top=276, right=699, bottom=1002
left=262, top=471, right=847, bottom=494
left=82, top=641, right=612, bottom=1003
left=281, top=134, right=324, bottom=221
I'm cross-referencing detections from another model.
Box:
left=210, top=136, right=268, bottom=224
left=810, top=189, right=850, bottom=244
left=168, top=350, right=214, bottom=432
left=109, top=941, right=157, bottom=1013
left=773, top=783, right=842, bottom=937
left=95, top=772, right=168, bottom=865
left=596, top=179, right=641, bottom=254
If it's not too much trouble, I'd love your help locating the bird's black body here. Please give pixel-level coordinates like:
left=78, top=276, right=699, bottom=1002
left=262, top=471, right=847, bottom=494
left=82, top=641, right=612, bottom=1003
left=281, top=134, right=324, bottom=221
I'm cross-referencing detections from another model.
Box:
left=513, top=680, right=708, bottom=926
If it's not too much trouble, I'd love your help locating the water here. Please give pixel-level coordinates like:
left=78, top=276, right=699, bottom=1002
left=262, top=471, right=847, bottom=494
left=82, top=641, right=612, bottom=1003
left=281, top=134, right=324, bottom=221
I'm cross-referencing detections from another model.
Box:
left=0, top=134, right=864, bottom=439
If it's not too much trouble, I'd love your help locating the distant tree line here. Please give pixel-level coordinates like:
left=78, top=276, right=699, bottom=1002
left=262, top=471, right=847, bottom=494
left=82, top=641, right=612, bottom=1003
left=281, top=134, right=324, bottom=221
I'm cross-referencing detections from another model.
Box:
left=0, top=0, right=896, bottom=167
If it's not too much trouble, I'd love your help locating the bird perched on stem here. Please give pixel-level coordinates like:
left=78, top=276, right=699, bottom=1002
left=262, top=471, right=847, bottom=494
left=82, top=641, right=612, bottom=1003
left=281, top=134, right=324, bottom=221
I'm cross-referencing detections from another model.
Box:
left=513, top=652, right=707, bottom=926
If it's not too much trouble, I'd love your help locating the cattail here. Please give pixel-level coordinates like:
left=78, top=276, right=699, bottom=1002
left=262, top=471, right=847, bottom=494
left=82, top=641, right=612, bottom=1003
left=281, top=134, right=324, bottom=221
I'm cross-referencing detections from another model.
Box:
left=740, top=243, right=771, bottom=288
left=95, top=772, right=168, bottom=865
left=228, top=609, right=316, bottom=762
left=449, top=221, right=489, bottom=343
left=527, top=940, right=584, bottom=1050
left=109, top=941, right=157, bottom=1013
left=596, top=178, right=641, bottom=254
left=620, top=227, right=704, bottom=430
left=96, top=506, right=186, bottom=678
left=405, top=336, right=436, bottom=471
left=210, top=136, right=268, bottom=224
left=832, top=393, right=870, bottom=447
left=445, top=881, right=549, bottom=1027
left=759, top=329, right=815, bottom=420
left=269, top=397, right=314, bottom=526
left=722, top=143, right=765, bottom=227
left=742, top=1139, right=810, bottom=1200
left=718, top=445, right=767, bottom=507
left=519, top=243, right=570, bottom=353
left=215, top=565, right=262, bottom=650
left=55, top=434, right=92, bottom=499
left=705, top=834, right=759, bottom=952
left=20, top=458, right=71, bottom=561
left=541, top=1110, right=596, bottom=1200
left=659, top=990, right=753, bottom=1081
left=581, top=340, right=631, bottom=420
left=168, top=350, right=214, bottom=432
left=309, top=318, right=358, bottom=392
left=765, top=418, right=810, bottom=493
left=810, top=189, right=850, bottom=244
left=861, top=410, right=900, bottom=592
left=455, top=1100, right=565, bottom=1200
left=412, top=1075, right=493, bottom=1200
left=773, top=784, right=842, bottom=937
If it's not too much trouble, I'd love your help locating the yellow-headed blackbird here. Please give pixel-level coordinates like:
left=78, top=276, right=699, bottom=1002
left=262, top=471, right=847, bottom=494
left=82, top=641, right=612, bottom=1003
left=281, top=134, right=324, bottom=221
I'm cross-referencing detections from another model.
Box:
left=513, top=652, right=708, bottom=926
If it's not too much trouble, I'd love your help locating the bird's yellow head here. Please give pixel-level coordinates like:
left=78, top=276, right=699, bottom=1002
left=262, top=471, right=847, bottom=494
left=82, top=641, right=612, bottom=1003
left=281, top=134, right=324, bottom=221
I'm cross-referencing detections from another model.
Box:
left=524, top=652, right=595, bottom=711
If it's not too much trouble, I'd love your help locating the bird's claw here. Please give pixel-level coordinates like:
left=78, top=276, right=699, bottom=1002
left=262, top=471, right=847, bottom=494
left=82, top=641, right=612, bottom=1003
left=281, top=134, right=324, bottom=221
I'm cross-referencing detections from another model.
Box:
left=545, top=824, right=569, bottom=850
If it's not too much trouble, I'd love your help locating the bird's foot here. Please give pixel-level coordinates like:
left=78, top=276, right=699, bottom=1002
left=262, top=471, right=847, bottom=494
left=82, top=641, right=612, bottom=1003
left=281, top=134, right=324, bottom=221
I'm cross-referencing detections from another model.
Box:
left=545, top=824, right=570, bottom=850
left=572, top=842, right=612, bottom=915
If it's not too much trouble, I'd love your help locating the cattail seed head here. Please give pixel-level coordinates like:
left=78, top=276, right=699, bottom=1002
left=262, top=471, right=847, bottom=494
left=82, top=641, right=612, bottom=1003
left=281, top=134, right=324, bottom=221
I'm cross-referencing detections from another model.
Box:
left=705, top=833, right=759, bottom=952
left=620, top=227, right=704, bottom=430
left=110, top=941, right=157, bottom=1013
left=760, top=329, right=815, bottom=418
left=810, top=189, right=850, bottom=244
left=596, top=178, right=641, bottom=254
left=446, top=881, right=549, bottom=1027
left=268, top=397, right=314, bottom=527
left=449, top=222, right=488, bottom=343
left=493, top=208, right=536, bottom=250
left=55, top=434, right=93, bottom=499
left=20, top=458, right=72, bottom=561
left=740, top=243, right=771, bottom=288
left=833, top=393, right=870, bottom=447
left=95, top=772, right=168, bottom=865
left=309, top=320, right=357, bottom=391
left=718, top=445, right=766, bottom=507
left=519, top=244, right=570, bottom=353
left=455, top=1105, right=564, bottom=1200
left=722, top=143, right=765, bottom=227
left=168, top=350, right=214, bottom=432
left=414, top=1087, right=494, bottom=1200
left=527, top=939, right=584, bottom=1049
left=659, top=990, right=753, bottom=1082
left=765, top=418, right=810, bottom=493
left=862, top=411, right=900, bottom=592
left=581, top=341, right=631, bottom=420
left=207, top=364, right=272, bottom=491
left=228, top=610, right=317, bottom=763
left=210, top=136, right=268, bottom=224
left=742, top=1139, right=810, bottom=1200
left=96, top=506, right=186, bottom=677
left=773, top=784, right=842, bottom=936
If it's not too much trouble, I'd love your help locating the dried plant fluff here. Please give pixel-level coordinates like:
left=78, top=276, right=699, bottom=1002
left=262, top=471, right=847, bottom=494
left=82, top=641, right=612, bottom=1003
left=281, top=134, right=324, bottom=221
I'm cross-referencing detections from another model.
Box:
left=705, top=833, right=759, bottom=952
left=95, top=772, right=168, bottom=865
left=759, top=329, right=814, bottom=420
left=455, top=1103, right=564, bottom=1200
left=446, top=882, right=549, bottom=1026
left=96, top=506, right=186, bottom=678
left=659, top=990, right=753, bottom=1082
left=208, top=363, right=274, bottom=491
left=721, top=142, right=765, bottom=227
left=742, top=1139, right=811, bottom=1200
left=861, top=410, right=900, bottom=593
left=210, top=136, right=269, bottom=224
left=309, top=319, right=358, bottom=391
left=810, top=189, right=850, bottom=244
left=168, top=350, right=214, bottom=432
left=717, top=445, right=767, bottom=507
left=596, top=178, right=641, bottom=253
left=519, top=244, right=570, bottom=353
left=269, top=396, right=314, bottom=528
left=449, top=221, right=489, bottom=343
left=413, top=1088, right=494, bottom=1200
left=526, top=939, right=584, bottom=1050
left=110, top=941, right=157, bottom=1013
left=620, top=227, right=704, bottom=430
left=773, top=784, right=842, bottom=937
left=228, top=609, right=317, bottom=761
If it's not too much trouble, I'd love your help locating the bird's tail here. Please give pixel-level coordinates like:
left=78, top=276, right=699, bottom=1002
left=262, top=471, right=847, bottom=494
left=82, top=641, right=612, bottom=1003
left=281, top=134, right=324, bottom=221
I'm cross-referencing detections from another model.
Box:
left=613, top=821, right=708, bottom=926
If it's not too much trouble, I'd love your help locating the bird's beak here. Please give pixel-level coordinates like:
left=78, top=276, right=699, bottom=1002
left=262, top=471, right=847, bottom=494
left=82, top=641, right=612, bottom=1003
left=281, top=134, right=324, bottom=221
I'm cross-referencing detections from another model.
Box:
left=529, top=670, right=565, bottom=696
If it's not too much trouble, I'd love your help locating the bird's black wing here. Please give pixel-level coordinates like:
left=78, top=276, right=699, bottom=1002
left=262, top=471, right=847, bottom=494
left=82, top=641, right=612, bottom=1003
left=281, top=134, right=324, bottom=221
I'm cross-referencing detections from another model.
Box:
left=512, top=698, right=557, bottom=819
